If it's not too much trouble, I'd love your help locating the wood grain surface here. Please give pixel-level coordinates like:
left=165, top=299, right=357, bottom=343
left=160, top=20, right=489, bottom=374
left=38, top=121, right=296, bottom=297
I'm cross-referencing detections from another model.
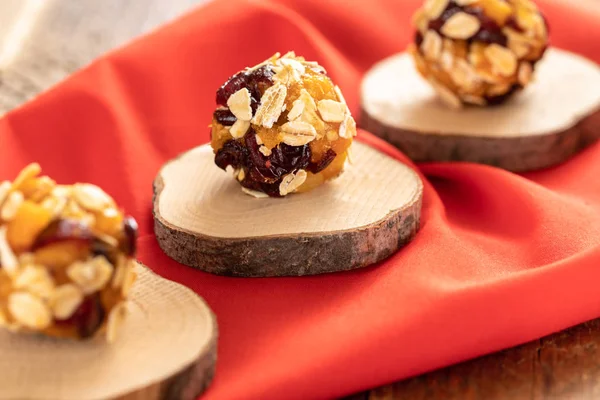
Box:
left=361, top=50, right=600, bottom=172
left=153, top=143, right=422, bottom=276
left=0, top=264, right=217, bottom=400
left=1, top=1, right=599, bottom=399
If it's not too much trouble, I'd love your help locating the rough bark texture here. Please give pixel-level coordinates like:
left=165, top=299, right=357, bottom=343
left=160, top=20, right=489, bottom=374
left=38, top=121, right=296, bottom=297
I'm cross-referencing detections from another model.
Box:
left=116, top=318, right=217, bottom=400
left=361, top=108, right=600, bottom=172
left=153, top=174, right=422, bottom=277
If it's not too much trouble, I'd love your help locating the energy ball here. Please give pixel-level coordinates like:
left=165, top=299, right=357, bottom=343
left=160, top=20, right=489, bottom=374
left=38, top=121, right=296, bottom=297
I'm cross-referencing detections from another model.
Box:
left=211, top=52, right=356, bottom=198
left=411, top=0, right=548, bottom=107
left=0, top=164, right=138, bottom=341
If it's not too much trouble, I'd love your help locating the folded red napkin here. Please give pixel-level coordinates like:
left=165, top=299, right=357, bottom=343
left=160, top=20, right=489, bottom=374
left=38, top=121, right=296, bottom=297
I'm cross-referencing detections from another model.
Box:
left=1, top=0, right=599, bottom=398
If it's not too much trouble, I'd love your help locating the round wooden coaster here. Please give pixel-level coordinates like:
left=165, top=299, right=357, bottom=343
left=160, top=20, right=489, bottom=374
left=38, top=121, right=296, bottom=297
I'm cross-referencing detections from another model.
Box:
left=361, top=48, right=600, bottom=172
left=153, top=142, right=423, bottom=277
left=0, top=263, right=217, bottom=400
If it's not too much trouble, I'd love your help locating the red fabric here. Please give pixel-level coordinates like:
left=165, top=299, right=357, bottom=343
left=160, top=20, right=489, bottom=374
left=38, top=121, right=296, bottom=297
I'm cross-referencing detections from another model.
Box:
left=1, top=1, right=600, bottom=398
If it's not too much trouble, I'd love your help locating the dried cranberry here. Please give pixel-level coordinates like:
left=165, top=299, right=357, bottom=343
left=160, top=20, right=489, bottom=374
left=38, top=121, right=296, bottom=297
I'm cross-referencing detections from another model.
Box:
left=270, top=143, right=312, bottom=176
left=468, top=7, right=507, bottom=46
left=415, top=31, right=424, bottom=47
left=245, top=130, right=311, bottom=182
left=215, top=65, right=274, bottom=108
left=215, top=139, right=248, bottom=171
left=213, top=108, right=236, bottom=126
left=247, top=66, right=274, bottom=101
left=308, top=149, right=337, bottom=174
left=92, top=240, right=118, bottom=265
left=250, top=97, right=259, bottom=115
left=56, top=294, right=105, bottom=338
left=426, top=1, right=507, bottom=47
left=241, top=170, right=282, bottom=197
left=120, top=216, right=138, bottom=257
left=32, top=219, right=94, bottom=250
left=216, top=71, right=249, bottom=106
left=428, top=2, right=461, bottom=32
left=505, top=16, right=524, bottom=33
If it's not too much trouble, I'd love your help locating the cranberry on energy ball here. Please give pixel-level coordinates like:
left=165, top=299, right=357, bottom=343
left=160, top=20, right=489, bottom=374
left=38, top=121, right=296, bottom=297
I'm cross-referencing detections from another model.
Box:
left=216, top=65, right=275, bottom=107
left=210, top=52, right=356, bottom=198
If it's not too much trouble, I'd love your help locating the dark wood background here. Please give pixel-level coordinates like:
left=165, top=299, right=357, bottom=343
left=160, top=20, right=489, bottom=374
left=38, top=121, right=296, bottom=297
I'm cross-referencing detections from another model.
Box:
left=1, top=1, right=599, bottom=399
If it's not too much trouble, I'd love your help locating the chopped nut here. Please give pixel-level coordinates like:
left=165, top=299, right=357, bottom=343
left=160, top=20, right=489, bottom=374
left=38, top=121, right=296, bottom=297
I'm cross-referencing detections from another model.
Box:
left=317, top=99, right=346, bottom=123
left=67, top=256, right=114, bottom=294
left=230, top=120, right=250, bottom=139
left=1, top=191, right=24, bottom=221
left=279, top=58, right=306, bottom=77
left=287, top=98, right=305, bottom=121
left=27, top=176, right=56, bottom=202
left=339, top=114, right=357, bottom=139
left=281, top=121, right=317, bottom=145
left=241, top=187, right=270, bottom=199
left=273, top=54, right=306, bottom=83
left=487, top=83, right=512, bottom=97
left=440, top=51, right=455, bottom=71
left=73, top=183, right=114, bottom=212
left=52, top=185, right=72, bottom=199
left=412, top=9, right=429, bottom=33
left=121, top=261, right=137, bottom=297
left=0, top=181, right=11, bottom=208
left=441, top=12, right=482, bottom=39
left=259, top=146, right=272, bottom=157
left=237, top=169, right=246, bottom=181
left=252, top=83, right=287, bottom=128
left=422, top=30, right=443, bottom=61
left=227, top=88, right=252, bottom=121
left=279, top=169, right=307, bottom=196
left=40, top=195, right=68, bottom=217
left=485, top=44, right=518, bottom=76
left=346, top=146, right=354, bottom=165
left=255, top=134, right=264, bottom=145
left=449, top=59, right=479, bottom=90
left=532, top=14, right=547, bottom=40
left=8, top=292, right=51, bottom=330
left=106, top=301, right=127, bottom=343
left=424, top=0, right=449, bottom=19
left=429, top=78, right=463, bottom=109
left=112, top=255, right=127, bottom=289
left=50, top=284, right=84, bottom=320
left=0, top=226, right=18, bottom=276
left=518, top=62, right=533, bottom=86
left=13, top=264, right=55, bottom=299
left=12, top=163, right=41, bottom=191
left=462, top=94, right=488, bottom=106
left=334, top=85, right=347, bottom=105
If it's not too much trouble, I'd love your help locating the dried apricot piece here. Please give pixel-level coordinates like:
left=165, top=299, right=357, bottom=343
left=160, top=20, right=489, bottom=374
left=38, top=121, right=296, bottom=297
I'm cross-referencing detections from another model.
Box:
left=6, top=201, right=54, bottom=252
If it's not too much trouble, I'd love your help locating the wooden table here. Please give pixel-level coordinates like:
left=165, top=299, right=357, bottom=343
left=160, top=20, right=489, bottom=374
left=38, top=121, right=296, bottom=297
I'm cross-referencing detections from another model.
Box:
left=1, top=1, right=599, bottom=399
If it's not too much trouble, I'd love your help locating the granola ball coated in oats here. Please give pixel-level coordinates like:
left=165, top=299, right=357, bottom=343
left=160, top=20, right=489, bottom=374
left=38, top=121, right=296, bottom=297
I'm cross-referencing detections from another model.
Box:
left=0, top=164, right=137, bottom=341
left=211, top=52, right=356, bottom=198
left=411, top=0, right=548, bottom=107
